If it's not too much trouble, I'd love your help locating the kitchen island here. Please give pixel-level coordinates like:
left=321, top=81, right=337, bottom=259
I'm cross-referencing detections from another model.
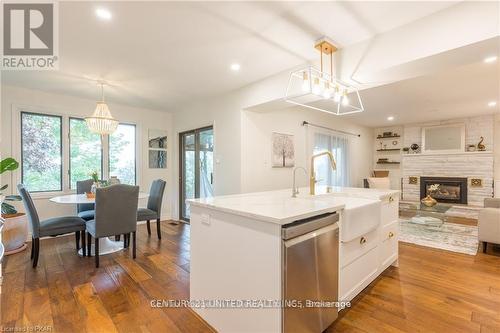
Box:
left=189, top=186, right=399, bottom=332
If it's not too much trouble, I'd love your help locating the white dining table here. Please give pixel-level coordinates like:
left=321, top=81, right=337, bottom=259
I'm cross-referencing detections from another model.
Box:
left=49, top=192, right=149, bottom=256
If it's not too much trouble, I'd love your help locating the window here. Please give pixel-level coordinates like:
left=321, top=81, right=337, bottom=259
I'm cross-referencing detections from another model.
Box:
left=69, top=118, right=102, bottom=189
left=313, top=132, right=349, bottom=187
left=19, top=110, right=137, bottom=193
left=109, top=123, right=136, bottom=185
left=21, top=112, right=62, bottom=192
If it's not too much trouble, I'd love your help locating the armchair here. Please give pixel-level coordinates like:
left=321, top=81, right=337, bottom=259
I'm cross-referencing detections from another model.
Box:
left=478, top=198, right=500, bottom=253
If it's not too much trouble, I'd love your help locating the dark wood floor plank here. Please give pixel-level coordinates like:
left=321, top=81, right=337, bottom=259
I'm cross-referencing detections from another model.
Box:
left=73, top=282, right=118, bottom=333
left=45, top=266, right=85, bottom=333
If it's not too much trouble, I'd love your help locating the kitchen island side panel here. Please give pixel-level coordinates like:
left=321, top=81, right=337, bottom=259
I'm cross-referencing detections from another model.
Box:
left=190, top=205, right=283, bottom=333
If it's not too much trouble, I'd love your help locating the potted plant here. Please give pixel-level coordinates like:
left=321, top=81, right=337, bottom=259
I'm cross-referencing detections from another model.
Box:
left=0, top=158, right=28, bottom=255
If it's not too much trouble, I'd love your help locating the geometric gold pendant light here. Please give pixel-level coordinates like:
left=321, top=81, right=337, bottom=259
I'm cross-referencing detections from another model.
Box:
left=85, top=82, right=119, bottom=135
left=285, top=37, right=364, bottom=115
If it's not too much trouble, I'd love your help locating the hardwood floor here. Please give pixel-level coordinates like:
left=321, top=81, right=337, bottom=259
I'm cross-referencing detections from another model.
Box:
left=2, top=220, right=500, bottom=333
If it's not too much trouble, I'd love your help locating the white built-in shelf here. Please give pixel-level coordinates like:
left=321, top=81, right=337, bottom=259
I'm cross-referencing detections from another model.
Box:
left=402, top=151, right=493, bottom=157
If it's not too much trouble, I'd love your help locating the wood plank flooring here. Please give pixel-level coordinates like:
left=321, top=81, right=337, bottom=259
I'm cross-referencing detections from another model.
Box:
left=2, top=220, right=500, bottom=332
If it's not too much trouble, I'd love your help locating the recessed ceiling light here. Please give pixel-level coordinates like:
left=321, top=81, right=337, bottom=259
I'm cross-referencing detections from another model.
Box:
left=387, top=116, right=394, bottom=121
left=96, top=8, right=112, bottom=20
left=230, top=63, right=241, bottom=72
left=488, top=101, right=497, bottom=107
left=484, top=56, right=497, bottom=63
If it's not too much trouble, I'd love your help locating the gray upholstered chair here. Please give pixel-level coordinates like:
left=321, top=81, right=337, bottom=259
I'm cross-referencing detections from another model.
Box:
left=76, top=179, right=95, bottom=221
left=86, top=184, right=139, bottom=267
left=17, top=184, right=86, bottom=268
left=137, top=179, right=166, bottom=239
left=478, top=198, right=500, bottom=253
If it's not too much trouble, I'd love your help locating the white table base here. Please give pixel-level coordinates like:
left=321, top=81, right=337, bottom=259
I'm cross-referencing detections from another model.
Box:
left=78, top=237, right=125, bottom=256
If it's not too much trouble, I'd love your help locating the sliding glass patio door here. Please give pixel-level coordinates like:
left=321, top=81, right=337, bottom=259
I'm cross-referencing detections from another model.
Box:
left=179, top=126, right=214, bottom=221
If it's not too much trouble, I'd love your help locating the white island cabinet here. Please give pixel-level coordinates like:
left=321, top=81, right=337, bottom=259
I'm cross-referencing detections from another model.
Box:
left=189, top=186, right=399, bottom=333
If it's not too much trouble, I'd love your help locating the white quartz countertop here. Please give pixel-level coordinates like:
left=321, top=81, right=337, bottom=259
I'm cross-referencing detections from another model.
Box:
left=188, top=186, right=399, bottom=225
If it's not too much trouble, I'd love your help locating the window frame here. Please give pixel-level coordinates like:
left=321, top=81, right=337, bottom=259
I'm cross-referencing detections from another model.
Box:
left=20, top=111, right=64, bottom=193
left=12, top=105, right=139, bottom=198
left=68, top=117, right=104, bottom=189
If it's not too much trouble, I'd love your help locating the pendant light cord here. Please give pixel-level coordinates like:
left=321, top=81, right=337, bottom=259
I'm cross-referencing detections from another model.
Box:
left=100, top=83, right=105, bottom=102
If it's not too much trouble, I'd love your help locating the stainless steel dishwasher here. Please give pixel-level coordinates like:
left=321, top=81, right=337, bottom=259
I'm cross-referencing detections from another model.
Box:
left=282, top=212, right=340, bottom=333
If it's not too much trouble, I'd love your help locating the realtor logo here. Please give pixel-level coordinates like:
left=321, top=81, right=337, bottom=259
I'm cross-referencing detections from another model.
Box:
left=2, top=1, right=59, bottom=69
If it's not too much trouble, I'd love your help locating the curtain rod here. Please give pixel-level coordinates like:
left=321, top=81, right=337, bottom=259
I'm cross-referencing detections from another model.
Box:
left=302, top=121, right=361, bottom=137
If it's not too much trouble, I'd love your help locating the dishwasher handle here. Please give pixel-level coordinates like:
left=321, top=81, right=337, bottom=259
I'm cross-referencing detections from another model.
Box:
left=283, top=223, right=339, bottom=248
left=282, top=212, right=339, bottom=240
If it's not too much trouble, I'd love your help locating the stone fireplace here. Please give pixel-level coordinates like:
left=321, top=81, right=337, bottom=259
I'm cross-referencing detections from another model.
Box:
left=420, top=176, right=468, bottom=204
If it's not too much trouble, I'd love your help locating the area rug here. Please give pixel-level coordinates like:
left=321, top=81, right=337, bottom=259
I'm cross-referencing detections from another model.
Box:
left=399, top=219, right=478, bottom=255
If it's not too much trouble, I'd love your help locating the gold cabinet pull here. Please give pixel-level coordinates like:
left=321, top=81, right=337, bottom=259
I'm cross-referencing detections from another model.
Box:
left=360, top=237, right=367, bottom=244
left=388, top=232, right=394, bottom=238
left=389, top=196, right=394, bottom=203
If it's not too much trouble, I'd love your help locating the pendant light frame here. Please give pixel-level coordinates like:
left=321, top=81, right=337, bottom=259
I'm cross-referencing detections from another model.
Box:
left=285, top=38, right=364, bottom=116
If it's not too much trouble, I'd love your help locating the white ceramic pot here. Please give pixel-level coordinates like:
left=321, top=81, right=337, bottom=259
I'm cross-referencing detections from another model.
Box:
left=2, top=213, right=28, bottom=255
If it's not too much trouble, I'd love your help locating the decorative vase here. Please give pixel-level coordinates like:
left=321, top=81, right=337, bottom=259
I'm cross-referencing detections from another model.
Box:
left=91, top=182, right=99, bottom=194
left=2, top=213, right=28, bottom=255
left=421, top=195, right=437, bottom=207
left=108, top=176, right=121, bottom=185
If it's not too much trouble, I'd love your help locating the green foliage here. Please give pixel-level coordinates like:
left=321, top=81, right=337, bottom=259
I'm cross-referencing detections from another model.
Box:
left=21, top=113, right=62, bottom=191
left=1, top=157, right=21, bottom=215
left=90, top=171, right=99, bottom=183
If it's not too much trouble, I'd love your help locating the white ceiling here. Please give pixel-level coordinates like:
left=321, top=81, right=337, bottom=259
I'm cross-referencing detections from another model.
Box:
left=341, top=54, right=500, bottom=127
left=2, top=1, right=459, bottom=111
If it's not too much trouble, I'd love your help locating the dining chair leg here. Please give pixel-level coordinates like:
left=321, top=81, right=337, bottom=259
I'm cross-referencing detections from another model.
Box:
left=123, top=234, right=128, bottom=248
left=87, top=232, right=92, bottom=257
left=81, top=231, right=86, bottom=257
left=146, top=220, right=151, bottom=236
left=32, top=238, right=40, bottom=268
left=132, top=232, right=136, bottom=259
left=115, top=235, right=121, bottom=241
left=95, top=237, right=100, bottom=268
left=156, top=218, right=161, bottom=239
left=30, top=237, right=34, bottom=260
left=75, top=231, right=80, bottom=250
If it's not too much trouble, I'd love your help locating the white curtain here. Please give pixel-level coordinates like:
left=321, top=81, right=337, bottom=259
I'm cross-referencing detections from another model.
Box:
left=313, top=132, right=350, bottom=187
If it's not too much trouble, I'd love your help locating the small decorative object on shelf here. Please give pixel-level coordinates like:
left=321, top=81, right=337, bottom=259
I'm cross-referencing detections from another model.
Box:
left=467, top=144, right=476, bottom=152
left=383, top=131, right=393, bottom=137
left=377, top=133, right=400, bottom=139
left=409, top=176, right=418, bottom=185
left=470, top=178, right=483, bottom=187
left=410, top=143, right=420, bottom=154
left=477, top=137, right=486, bottom=151
left=402, top=147, right=410, bottom=154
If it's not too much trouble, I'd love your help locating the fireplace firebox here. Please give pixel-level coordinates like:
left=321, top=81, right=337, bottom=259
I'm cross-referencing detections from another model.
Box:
left=420, top=177, right=468, bottom=204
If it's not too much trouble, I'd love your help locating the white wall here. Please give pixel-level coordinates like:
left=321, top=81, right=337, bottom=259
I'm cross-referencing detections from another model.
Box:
left=495, top=114, right=500, bottom=198
left=1, top=85, right=173, bottom=221
left=241, top=106, right=374, bottom=193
